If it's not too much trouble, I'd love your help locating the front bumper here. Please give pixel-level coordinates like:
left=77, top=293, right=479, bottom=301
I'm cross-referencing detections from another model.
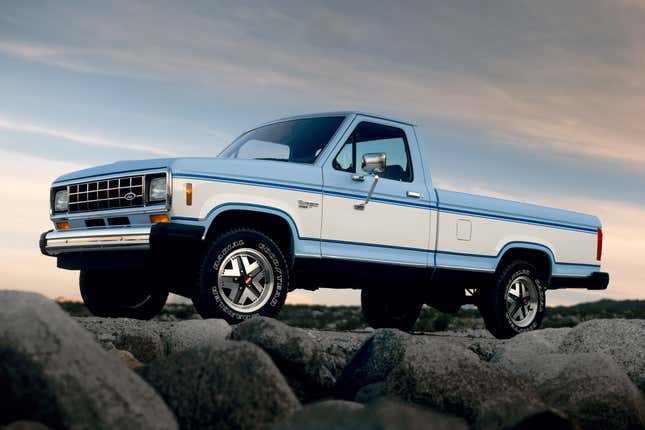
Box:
left=41, top=227, right=152, bottom=255
left=40, top=223, right=205, bottom=270
left=550, top=271, right=609, bottom=291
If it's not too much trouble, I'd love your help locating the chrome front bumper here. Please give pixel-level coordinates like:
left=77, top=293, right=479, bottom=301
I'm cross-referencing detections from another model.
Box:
left=41, top=227, right=151, bottom=255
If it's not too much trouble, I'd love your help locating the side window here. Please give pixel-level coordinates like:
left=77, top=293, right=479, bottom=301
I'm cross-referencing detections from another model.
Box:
left=333, top=122, right=413, bottom=182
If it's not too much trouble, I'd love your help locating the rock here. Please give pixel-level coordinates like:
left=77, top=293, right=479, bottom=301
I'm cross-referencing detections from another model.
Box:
left=489, top=327, right=571, bottom=367
left=161, top=319, right=231, bottom=355
left=0, top=291, right=177, bottom=430
left=2, top=421, right=51, bottom=430
left=338, top=330, right=571, bottom=430
left=107, top=348, right=144, bottom=370
left=76, top=317, right=165, bottom=363
left=354, top=382, right=386, bottom=403
left=141, top=341, right=300, bottom=430
left=335, top=329, right=409, bottom=400
left=559, top=319, right=645, bottom=391
left=230, top=317, right=336, bottom=401
left=272, top=398, right=467, bottom=430
left=496, top=352, right=645, bottom=429
left=304, top=329, right=369, bottom=380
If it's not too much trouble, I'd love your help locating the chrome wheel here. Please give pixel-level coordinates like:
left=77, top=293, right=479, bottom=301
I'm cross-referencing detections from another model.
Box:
left=217, top=248, right=274, bottom=314
left=505, top=275, right=539, bottom=328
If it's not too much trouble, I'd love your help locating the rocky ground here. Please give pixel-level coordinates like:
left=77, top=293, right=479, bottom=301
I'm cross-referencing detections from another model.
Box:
left=2, top=291, right=645, bottom=430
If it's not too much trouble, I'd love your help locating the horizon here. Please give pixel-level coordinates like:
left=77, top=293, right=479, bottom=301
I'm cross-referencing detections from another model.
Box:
left=1, top=1, right=644, bottom=306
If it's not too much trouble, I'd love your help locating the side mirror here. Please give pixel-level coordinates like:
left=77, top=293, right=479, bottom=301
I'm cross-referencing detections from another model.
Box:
left=354, top=152, right=386, bottom=211
left=361, top=152, right=386, bottom=174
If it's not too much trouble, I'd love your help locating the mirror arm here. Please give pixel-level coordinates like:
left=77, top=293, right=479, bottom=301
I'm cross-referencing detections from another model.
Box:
left=354, top=174, right=379, bottom=210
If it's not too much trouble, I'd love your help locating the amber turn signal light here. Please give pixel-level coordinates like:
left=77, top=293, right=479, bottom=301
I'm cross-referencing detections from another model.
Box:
left=55, top=221, right=71, bottom=230
left=150, top=214, right=170, bottom=224
left=186, top=182, right=193, bottom=206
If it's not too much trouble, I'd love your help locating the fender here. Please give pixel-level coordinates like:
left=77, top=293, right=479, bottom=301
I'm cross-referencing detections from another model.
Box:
left=198, top=202, right=319, bottom=259
left=495, top=241, right=556, bottom=274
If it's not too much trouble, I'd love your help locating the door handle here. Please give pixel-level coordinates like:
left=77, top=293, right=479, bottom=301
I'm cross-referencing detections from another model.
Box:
left=351, top=175, right=365, bottom=182
left=406, top=191, right=422, bottom=199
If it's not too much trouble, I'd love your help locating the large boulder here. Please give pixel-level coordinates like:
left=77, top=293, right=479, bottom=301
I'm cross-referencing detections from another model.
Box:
left=230, top=317, right=336, bottom=401
left=0, top=291, right=177, bottom=430
left=337, top=329, right=571, bottom=430
left=77, top=317, right=231, bottom=362
left=76, top=317, right=166, bottom=363
left=495, top=352, right=645, bottom=429
left=335, top=329, right=409, bottom=400
left=141, top=341, right=300, bottom=430
left=489, top=327, right=571, bottom=368
left=558, top=319, right=645, bottom=391
left=272, top=398, right=467, bottom=430
left=162, top=319, right=231, bottom=355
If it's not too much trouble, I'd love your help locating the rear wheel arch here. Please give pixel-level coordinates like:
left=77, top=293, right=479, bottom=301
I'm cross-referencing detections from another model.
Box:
left=496, top=245, right=553, bottom=281
left=204, top=207, right=296, bottom=264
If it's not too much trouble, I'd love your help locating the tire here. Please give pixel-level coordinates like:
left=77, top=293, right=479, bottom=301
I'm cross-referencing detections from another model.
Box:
left=80, top=269, right=169, bottom=319
left=192, top=228, right=289, bottom=323
left=361, top=286, right=423, bottom=331
left=478, top=260, right=546, bottom=339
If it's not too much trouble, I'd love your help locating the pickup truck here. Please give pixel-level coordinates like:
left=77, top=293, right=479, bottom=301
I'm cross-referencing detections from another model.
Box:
left=40, top=112, right=609, bottom=338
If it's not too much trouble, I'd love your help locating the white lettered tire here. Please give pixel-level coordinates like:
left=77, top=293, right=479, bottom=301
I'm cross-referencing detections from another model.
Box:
left=192, top=229, right=289, bottom=323
left=478, top=260, right=546, bottom=339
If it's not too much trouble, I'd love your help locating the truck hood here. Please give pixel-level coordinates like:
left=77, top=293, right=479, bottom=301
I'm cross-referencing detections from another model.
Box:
left=53, top=158, right=181, bottom=184
left=52, top=157, right=323, bottom=191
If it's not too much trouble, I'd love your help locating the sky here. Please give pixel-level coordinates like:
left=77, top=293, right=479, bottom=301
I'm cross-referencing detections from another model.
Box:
left=0, top=0, right=644, bottom=307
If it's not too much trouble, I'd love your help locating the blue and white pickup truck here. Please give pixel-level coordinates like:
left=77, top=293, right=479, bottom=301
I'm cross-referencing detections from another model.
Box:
left=40, top=112, right=609, bottom=338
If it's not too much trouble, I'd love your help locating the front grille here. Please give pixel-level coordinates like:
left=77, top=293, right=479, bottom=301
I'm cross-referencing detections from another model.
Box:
left=68, top=175, right=145, bottom=213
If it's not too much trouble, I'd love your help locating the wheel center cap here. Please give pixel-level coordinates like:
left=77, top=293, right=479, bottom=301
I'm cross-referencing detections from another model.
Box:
left=244, top=275, right=252, bottom=285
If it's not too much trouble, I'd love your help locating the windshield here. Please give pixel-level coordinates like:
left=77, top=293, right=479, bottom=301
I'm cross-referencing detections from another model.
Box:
left=219, top=116, right=345, bottom=164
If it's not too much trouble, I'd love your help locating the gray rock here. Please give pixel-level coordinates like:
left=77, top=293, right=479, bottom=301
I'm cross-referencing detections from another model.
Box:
left=497, top=352, right=645, bottom=430
left=230, top=317, right=336, bottom=401
left=559, top=319, right=645, bottom=391
left=161, top=319, right=231, bottom=355
left=107, top=348, right=144, bottom=370
left=386, top=337, right=571, bottom=430
left=2, top=421, right=51, bottom=430
left=354, top=382, right=387, bottom=403
left=338, top=330, right=571, bottom=430
left=0, top=291, right=177, bottom=430
left=304, top=329, right=369, bottom=379
left=489, top=327, right=571, bottom=367
left=76, top=317, right=166, bottom=362
left=141, top=340, right=300, bottom=430
left=272, top=398, right=467, bottom=430
left=335, top=329, right=410, bottom=400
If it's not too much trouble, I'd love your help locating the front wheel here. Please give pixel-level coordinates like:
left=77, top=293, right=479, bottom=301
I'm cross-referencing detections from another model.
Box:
left=80, top=269, right=169, bottom=319
left=192, top=229, right=289, bottom=323
left=361, top=286, right=423, bottom=332
left=478, top=260, right=546, bottom=339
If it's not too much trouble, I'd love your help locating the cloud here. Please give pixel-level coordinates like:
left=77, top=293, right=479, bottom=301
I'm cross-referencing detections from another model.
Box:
left=0, top=114, right=177, bottom=157
left=2, top=1, right=644, bottom=168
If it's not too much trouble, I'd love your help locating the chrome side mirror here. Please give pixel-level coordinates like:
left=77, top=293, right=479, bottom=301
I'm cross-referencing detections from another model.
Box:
left=354, top=152, right=386, bottom=210
left=361, top=152, right=386, bottom=174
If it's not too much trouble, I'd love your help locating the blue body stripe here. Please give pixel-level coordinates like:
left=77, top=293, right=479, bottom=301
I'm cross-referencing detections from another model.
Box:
left=174, top=172, right=597, bottom=234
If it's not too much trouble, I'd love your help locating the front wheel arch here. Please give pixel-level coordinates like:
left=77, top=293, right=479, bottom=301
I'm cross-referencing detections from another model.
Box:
left=203, top=207, right=296, bottom=265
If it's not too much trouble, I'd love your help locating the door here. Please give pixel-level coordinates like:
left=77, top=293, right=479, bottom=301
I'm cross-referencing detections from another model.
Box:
left=321, top=118, right=433, bottom=267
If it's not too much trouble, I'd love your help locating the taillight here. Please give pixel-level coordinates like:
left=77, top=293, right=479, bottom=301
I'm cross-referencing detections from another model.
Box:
left=597, top=228, right=603, bottom=261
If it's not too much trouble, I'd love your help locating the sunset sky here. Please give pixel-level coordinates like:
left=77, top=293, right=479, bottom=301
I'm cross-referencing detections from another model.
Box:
left=1, top=0, right=644, bottom=306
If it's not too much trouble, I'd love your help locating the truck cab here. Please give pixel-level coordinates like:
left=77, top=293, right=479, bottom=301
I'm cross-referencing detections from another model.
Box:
left=41, top=112, right=609, bottom=338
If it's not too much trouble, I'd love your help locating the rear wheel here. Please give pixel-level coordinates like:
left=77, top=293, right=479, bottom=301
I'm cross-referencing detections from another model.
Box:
left=192, top=229, right=289, bottom=323
left=361, top=286, right=423, bottom=331
left=79, top=269, right=169, bottom=319
left=478, top=260, right=546, bottom=339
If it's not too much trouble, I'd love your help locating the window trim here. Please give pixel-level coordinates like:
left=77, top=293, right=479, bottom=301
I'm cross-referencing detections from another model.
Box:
left=331, top=121, right=414, bottom=183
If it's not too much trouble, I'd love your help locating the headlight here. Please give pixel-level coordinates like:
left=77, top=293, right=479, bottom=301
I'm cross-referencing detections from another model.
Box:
left=54, top=189, right=68, bottom=212
left=149, top=177, right=167, bottom=202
